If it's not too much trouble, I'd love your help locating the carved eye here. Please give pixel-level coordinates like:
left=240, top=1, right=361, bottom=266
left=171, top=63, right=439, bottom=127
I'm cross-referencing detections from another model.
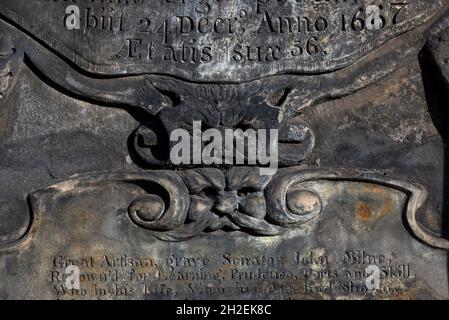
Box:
left=267, top=87, right=291, bottom=107
left=237, top=187, right=258, bottom=197
left=155, top=88, right=182, bottom=107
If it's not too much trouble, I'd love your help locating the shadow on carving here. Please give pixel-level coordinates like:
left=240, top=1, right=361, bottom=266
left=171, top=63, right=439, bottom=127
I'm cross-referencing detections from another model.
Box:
left=0, top=195, right=42, bottom=255
left=420, top=30, right=449, bottom=293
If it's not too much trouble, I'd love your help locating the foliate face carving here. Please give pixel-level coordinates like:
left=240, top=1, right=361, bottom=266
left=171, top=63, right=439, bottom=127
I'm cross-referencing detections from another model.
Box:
left=132, top=83, right=315, bottom=168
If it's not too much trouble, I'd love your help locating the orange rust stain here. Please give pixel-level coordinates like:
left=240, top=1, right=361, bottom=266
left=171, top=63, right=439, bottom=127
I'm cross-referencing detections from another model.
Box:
left=356, top=202, right=373, bottom=221
left=356, top=184, right=397, bottom=225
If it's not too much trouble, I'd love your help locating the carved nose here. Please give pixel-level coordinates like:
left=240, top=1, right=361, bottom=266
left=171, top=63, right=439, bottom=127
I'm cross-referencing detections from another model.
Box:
left=213, top=191, right=238, bottom=215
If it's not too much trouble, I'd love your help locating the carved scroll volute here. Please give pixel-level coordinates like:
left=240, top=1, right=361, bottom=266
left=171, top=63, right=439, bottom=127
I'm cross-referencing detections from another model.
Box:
left=27, top=172, right=191, bottom=242
left=125, top=172, right=190, bottom=232
left=265, top=169, right=441, bottom=249
left=266, top=171, right=322, bottom=228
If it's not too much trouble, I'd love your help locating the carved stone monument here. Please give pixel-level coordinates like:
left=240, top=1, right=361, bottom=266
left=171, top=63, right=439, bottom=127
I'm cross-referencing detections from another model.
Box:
left=1, top=0, right=449, bottom=300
